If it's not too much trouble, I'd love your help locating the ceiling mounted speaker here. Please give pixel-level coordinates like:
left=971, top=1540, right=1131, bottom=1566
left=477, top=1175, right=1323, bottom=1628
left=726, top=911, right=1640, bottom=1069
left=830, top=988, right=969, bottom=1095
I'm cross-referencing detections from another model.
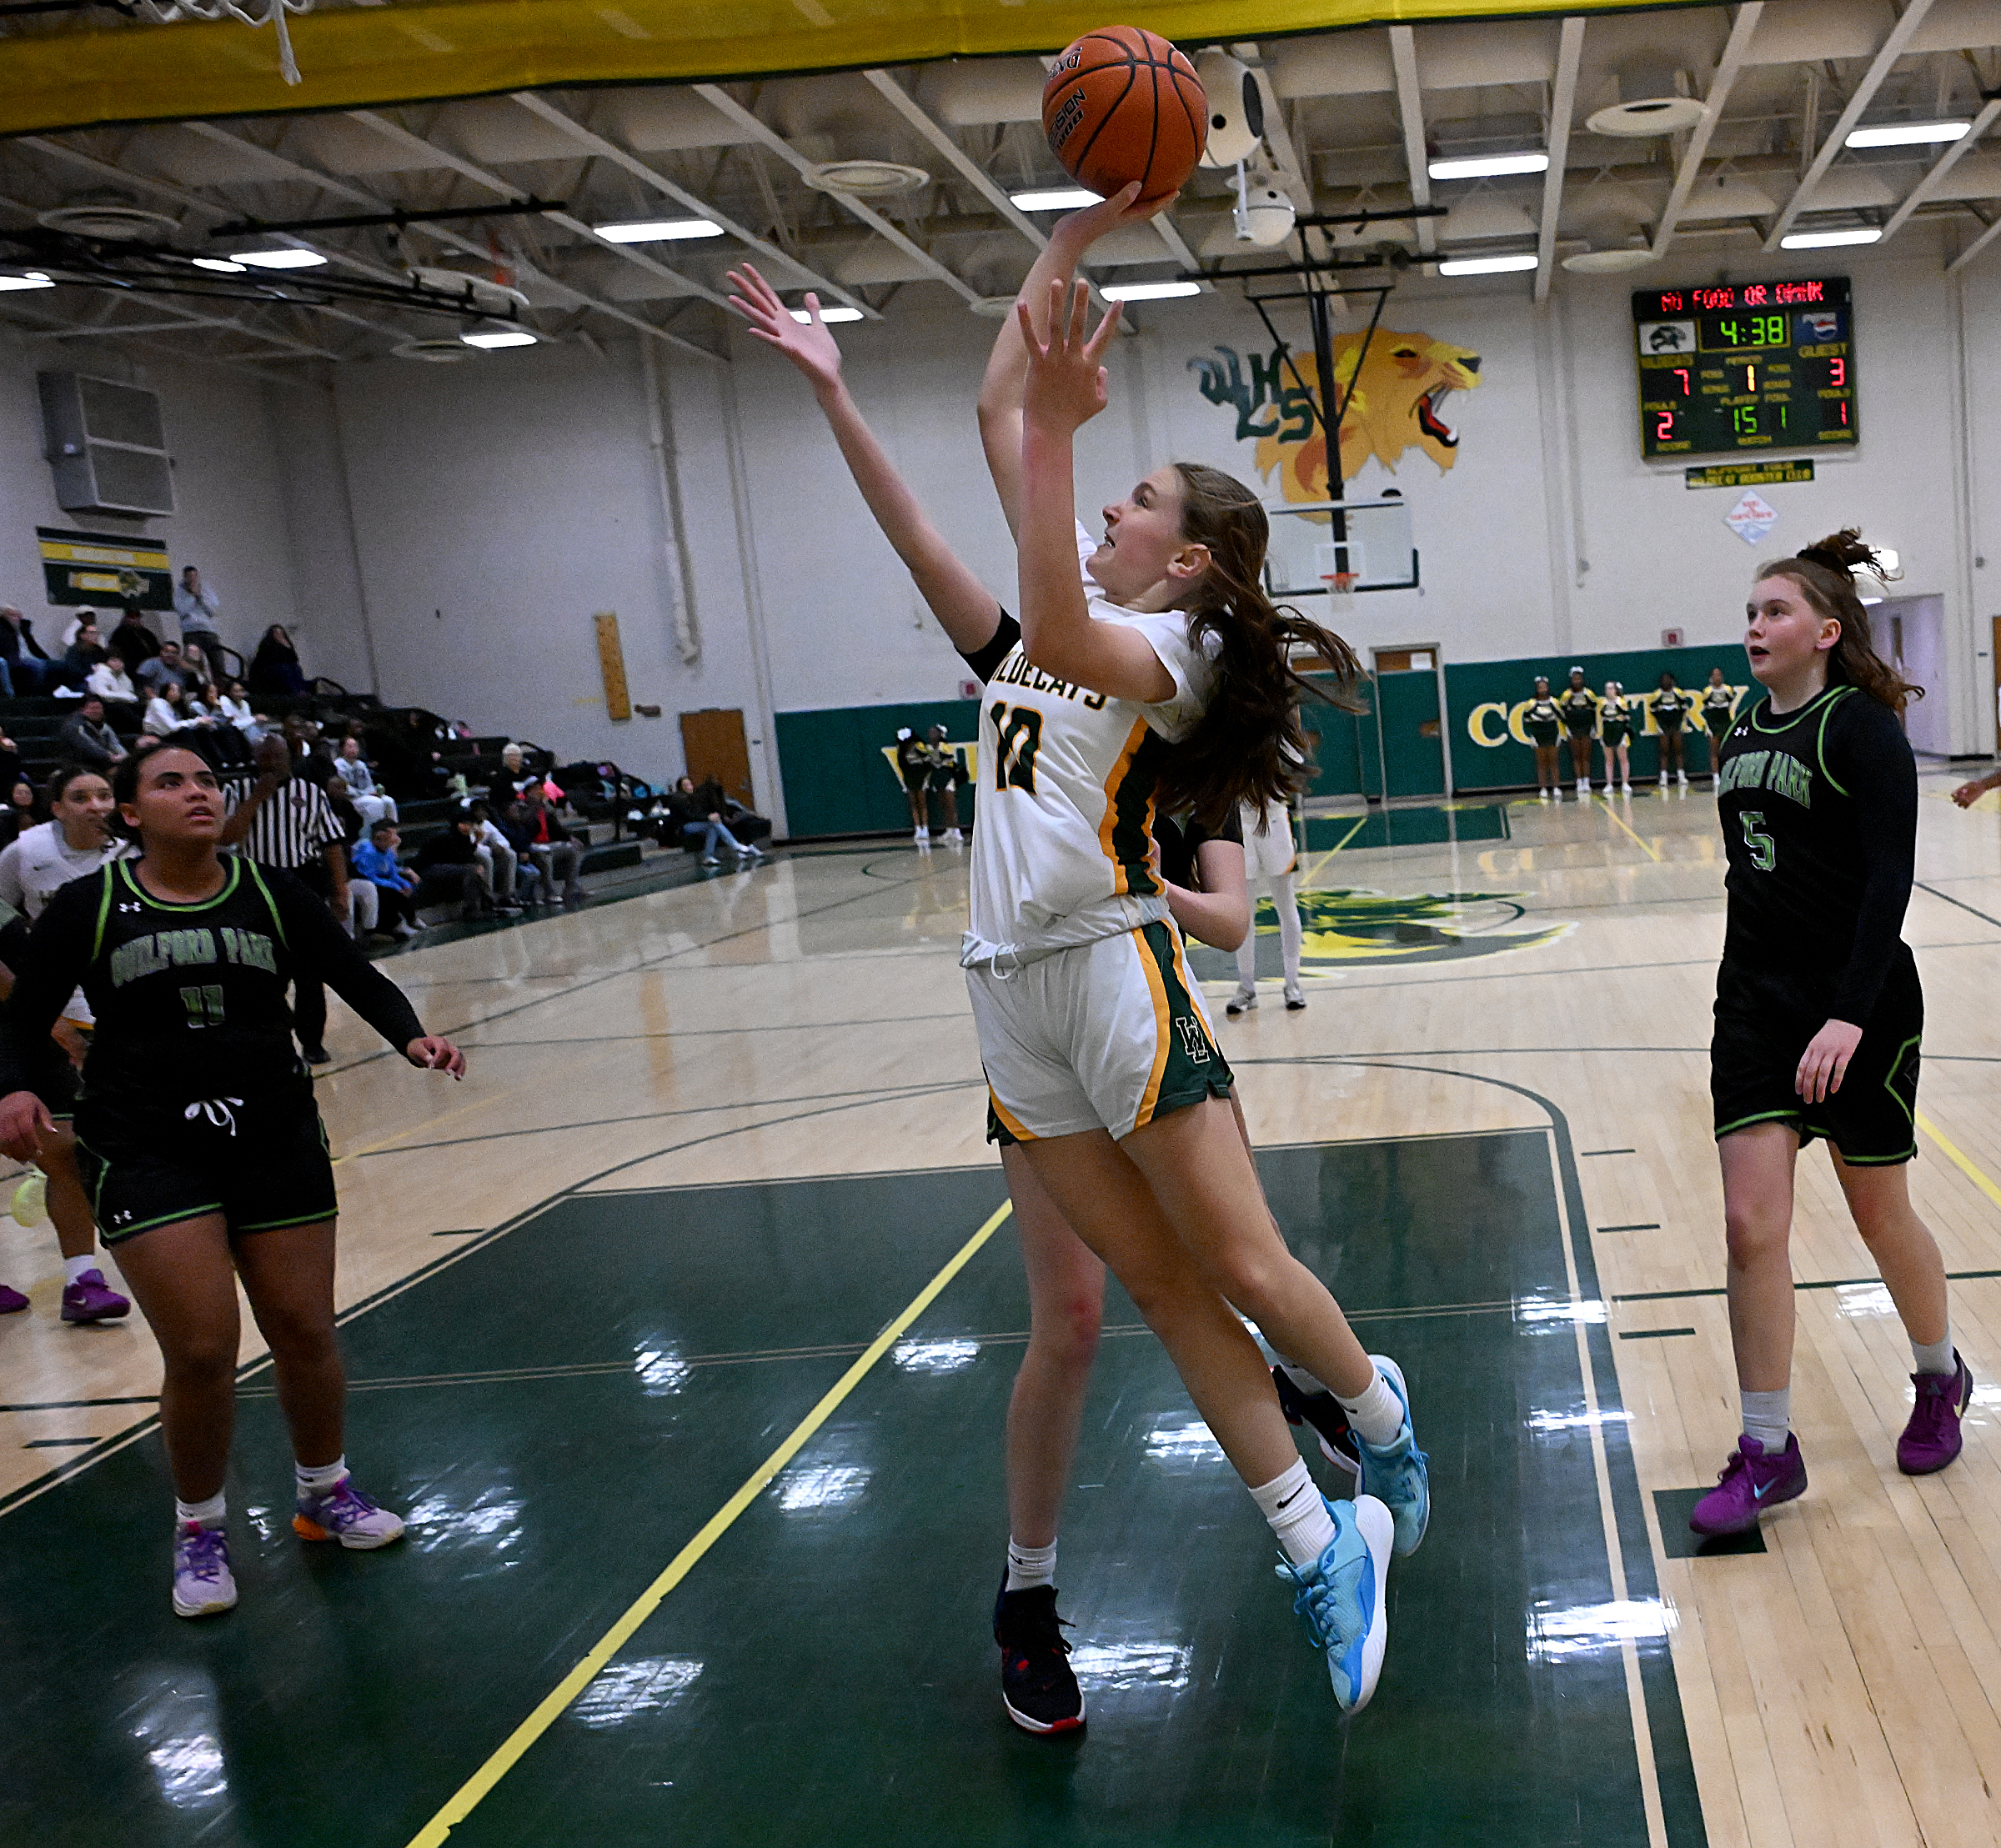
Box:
left=1585, top=54, right=1706, bottom=138
left=805, top=160, right=930, bottom=198
left=393, top=338, right=473, bottom=363
left=1236, top=176, right=1296, bottom=247
left=38, top=203, right=181, bottom=240
left=1196, top=52, right=1265, bottom=169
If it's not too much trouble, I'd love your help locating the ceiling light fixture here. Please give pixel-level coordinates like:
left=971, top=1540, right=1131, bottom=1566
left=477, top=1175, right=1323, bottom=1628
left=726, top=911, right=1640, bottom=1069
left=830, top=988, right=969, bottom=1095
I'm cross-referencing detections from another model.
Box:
left=1427, top=152, right=1550, bottom=180
left=1437, top=253, right=1539, bottom=275
left=1010, top=188, right=1104, bottom=211
left=0, top=271, right=54, bottom=292
left=233, top=248, right=328, bottom=269
left=1778, top=227, right=1883, bottom=248
left=594, top=218, right=724, bottom=243
left=790, top=306, right=865, bottom=323
left=191, top=256, right=248, bottom=273
left=1099, top=280, right=1201, bottom=301
left=459, top=325, right=539, bottom=348
left=1845, top=120, right=1970, bottom=148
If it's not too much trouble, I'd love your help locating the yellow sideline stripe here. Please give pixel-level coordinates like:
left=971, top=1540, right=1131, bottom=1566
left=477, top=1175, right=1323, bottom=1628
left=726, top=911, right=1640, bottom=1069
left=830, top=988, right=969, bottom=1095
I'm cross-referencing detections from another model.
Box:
left=404, top=1197, right=1014, bottom=1848
left=1917, top=1113, right=2001, bottom=1212
left=1601, top=802, right=1663, bottom=864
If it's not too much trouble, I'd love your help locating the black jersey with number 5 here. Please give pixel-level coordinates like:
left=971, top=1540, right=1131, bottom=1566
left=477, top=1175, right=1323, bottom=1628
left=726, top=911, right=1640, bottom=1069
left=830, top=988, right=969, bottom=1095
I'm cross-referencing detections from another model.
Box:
left=0, top=858, right=425, bottom=1132
left=1713, top=684, right=1917, bottom=1022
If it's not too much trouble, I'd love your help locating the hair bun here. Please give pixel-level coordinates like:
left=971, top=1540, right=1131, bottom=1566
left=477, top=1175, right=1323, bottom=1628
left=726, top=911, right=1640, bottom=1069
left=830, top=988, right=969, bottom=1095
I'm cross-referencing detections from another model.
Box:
left=1796, top=527, right=1888, bottom=583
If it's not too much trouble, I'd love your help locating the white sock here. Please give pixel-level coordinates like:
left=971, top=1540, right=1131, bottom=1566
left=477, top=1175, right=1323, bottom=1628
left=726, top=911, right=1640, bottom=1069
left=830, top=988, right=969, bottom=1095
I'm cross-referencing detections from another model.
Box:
left=62, top=1254, right=98, bottom=1285
left=1274, top=1356, right=1328, bottom=1398
left=1005, top=1537, right=1057, bottom=1592
left=1337, top=1370, right=1404, bottom=1450
left=1912, top=1329, right=1955, bottom=1377
left=295, top=1455, right=347, bottom=1499
left=1251, top=1458, right=1337, bottom=1567
left=176, top=1491, right=226, bottom=1530
left=1740, top=1388, right=1790, bottom=1450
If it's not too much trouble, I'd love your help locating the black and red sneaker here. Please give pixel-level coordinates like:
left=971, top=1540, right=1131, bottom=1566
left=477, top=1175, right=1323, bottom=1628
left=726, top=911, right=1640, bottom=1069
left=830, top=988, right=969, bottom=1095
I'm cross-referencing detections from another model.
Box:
left=993, top=1580, right=1085, bottom=1735
left=1272, top=1365, right=1360, bottom=1480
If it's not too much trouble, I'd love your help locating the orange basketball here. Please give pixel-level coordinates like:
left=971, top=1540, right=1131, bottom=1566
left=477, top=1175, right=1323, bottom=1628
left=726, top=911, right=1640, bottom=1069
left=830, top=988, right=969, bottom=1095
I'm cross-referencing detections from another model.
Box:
left=1041, top=26, right=1206, bottom=205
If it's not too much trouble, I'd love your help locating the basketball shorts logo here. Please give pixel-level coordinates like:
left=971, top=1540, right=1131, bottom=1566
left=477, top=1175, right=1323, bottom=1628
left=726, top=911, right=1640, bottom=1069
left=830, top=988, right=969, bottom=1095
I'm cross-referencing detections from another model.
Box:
left=1174, top=1015, right=1212, bottom=1064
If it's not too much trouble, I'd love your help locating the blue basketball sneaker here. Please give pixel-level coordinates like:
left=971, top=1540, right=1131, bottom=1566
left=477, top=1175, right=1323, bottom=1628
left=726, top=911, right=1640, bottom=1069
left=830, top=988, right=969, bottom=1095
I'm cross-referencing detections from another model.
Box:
left=1277, top=1495, right=1392, bottom=1714
left=1354, top=1355, right=1429, bottom=1557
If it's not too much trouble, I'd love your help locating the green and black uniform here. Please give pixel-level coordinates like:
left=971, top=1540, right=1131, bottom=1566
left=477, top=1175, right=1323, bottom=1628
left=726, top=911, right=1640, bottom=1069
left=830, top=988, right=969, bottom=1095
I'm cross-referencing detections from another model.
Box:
left=1652, top=685, right=1690, bottom=734
left=1711, top=683, right=1921, bottom=1163
left=1698, top=682, right=1737, bottom=735
left=895, top=733, right=932, bottom=794
left=1559, top=686, right=1598, bottom=736
left=0, top=859, right=428, bottom=1240
left=1526, top=694, right=1560, bottom=747
left=1601, top=696, right=1632, bottom=748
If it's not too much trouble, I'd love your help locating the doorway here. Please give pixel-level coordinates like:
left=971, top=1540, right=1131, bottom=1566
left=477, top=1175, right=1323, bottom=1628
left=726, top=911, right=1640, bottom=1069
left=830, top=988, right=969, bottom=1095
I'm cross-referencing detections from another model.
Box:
left=680, top=708, right=754, bottom=805
left=1877, top=596, right=1948, bottom=758
left=1369, top=646, right=1452, bottom=799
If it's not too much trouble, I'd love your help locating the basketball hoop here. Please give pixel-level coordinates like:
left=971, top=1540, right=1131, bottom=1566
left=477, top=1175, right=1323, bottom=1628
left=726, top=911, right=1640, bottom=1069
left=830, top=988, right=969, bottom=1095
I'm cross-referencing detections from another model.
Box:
left=1321, top=569, right=1361, bottom=611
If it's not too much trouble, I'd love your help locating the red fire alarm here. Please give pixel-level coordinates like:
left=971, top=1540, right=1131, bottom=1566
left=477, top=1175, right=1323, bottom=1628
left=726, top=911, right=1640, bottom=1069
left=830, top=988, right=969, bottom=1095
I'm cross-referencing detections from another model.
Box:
left=1661, top=628, right=1685, bottom=648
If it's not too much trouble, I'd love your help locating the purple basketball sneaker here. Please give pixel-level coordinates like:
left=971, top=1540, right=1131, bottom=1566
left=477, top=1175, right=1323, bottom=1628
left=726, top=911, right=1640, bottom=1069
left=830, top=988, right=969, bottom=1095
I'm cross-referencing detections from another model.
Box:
left=1898, top=1352, right=1973, bottom=1475
left=1689, top=1433, right=1808, bottom=1535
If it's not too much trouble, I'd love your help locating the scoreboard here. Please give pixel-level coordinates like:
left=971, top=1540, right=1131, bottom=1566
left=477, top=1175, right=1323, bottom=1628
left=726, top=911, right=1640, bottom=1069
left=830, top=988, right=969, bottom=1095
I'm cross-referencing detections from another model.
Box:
left=1632, top=277, right=1856, bottom=460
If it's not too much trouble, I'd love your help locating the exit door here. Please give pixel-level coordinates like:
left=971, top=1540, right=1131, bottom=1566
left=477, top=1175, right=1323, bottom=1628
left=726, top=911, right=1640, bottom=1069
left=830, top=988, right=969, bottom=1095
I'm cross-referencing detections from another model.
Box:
left=680, top=708, right=754, bottom=806
left=1370, top=647, right=1452, bottom=799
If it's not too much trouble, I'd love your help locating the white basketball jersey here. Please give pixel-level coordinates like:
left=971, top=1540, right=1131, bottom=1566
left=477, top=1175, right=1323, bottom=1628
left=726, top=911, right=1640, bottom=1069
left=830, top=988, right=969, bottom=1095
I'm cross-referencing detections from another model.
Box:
left=963, top=528, right=1216, bottom=965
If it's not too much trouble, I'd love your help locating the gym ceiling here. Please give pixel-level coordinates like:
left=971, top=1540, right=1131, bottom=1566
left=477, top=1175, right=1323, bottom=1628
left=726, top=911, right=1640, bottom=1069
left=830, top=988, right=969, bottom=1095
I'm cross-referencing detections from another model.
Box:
left=1, top=0, right=1998, bottom=373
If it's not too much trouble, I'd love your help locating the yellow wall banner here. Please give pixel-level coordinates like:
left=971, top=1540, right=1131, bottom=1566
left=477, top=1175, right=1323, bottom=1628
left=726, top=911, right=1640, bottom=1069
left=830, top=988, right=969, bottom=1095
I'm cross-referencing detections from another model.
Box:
left=3, top=0, right=1723, bottom=139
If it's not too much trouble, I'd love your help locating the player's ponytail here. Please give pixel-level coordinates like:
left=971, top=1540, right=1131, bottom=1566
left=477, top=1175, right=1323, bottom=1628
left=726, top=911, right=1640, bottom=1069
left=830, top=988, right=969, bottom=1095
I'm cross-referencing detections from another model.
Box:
left=1757, top=528, right=1922, bottom=714
left=1155, top=462, right=1365, bottom=831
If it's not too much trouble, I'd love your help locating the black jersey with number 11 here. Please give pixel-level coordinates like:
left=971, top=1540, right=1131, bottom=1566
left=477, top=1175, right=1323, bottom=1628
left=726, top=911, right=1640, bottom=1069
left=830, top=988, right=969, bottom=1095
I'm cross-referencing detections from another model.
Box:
left=1713, top=683, right=1917, bottom=1023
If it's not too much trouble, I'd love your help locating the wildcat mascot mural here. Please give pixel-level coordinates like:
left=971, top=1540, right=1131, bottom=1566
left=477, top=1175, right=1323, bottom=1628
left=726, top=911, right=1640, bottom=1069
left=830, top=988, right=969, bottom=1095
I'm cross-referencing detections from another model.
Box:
left=1191, top=331, right=1482, bottom=500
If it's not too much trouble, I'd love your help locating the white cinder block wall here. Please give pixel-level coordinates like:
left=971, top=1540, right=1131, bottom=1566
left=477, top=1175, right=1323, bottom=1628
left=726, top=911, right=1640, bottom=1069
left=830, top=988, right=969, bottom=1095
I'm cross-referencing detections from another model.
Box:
left=8, top=243, right=2000, bottom=834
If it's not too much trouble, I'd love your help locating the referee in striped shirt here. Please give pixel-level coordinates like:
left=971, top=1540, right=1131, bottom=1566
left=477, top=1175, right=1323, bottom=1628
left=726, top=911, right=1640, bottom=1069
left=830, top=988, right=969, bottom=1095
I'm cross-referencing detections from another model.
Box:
left=218, top=734, right=351, bottom=1065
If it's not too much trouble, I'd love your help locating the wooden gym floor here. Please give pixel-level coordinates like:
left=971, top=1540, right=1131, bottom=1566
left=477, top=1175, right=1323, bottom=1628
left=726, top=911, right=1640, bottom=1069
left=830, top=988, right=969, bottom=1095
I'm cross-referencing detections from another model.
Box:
left=3, top=774, right=1999, bottom=1847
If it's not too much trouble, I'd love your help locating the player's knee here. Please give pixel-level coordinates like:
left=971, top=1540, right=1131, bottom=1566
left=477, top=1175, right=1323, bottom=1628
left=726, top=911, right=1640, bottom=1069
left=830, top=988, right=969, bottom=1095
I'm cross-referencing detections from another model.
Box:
left=165, top=1334, right=238, bottom=1387
left=1723, top=1201, right=1788, bottom=1267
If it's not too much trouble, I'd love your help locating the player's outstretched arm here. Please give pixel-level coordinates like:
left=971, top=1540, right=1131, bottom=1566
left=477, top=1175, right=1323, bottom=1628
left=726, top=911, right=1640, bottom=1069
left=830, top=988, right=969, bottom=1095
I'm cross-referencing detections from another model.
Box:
left=1017, top=280, right=1172, bottom=703
left=976, top=183, right=1161, bottom=538
left=1166, top=837, right=1250, bottom=950
left=728, top=263, right=1001, bottom=657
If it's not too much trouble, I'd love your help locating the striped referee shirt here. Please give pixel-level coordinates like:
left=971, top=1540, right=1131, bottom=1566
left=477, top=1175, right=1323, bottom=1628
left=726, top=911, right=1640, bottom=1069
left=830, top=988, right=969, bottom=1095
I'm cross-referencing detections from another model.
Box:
left=223, top=774, right=344, bottom=870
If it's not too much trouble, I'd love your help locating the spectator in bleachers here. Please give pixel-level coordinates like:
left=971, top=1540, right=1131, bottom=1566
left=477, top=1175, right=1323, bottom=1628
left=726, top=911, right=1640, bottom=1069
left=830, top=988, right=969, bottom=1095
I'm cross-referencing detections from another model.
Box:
left=136, top=639, right=191, bottom=700
left=87, top=653, right=140, bottom=722
left=666, top=775, right=752, bottom=864
left=373, top=709, right=449, bottom=796
left=464, top=799, right=535, bottom=907
left=0, top=608, right=54, bottom=696
left=180, top=639, right=214, bottom=691
left=333, top=736, right=397, bottom=827
left=414, top=809, right=503, bottom=919
left=0, top=776, right=43, bottom=851
left=216, top=680, right=257, bottom=734
left=173, top=566, right=223, bottom=654
left=142, top=679, right=206, bottom=739
left=0, top=726, right=18, bottom=804
left=107, top=608, right=161, bottom=673
left=58, top=696, right=127, bottom=772
left=218, top=734, right=348, bottom=1065
left=58, top=619, right=104, bottom=689
left=489, top=742, right=539, bottom=813
left=351, top=820, right=420, bottom=939
left=193, top=684, right=251, bottom=769
left=248, top=624, right=305, bottom=696
left=513, top=784, right=584, bottom=906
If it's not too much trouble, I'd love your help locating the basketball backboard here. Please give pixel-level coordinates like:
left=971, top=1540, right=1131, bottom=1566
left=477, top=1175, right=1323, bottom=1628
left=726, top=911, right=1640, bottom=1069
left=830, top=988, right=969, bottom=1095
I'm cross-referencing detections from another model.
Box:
left=1262, top=496, right=1418, bottom=598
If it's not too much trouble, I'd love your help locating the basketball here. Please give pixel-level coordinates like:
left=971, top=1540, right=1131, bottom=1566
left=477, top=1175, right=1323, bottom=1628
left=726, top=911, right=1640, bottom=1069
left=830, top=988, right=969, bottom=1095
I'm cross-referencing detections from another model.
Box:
left=1041, top=26, right=1206, bottom=205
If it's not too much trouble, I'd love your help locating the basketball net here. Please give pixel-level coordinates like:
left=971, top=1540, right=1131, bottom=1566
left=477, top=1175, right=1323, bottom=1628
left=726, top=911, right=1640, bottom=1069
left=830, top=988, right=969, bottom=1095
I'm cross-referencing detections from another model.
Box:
left=136, top=0, right=311, bottom=85
left=1321, top=568, right=1360, bottom=618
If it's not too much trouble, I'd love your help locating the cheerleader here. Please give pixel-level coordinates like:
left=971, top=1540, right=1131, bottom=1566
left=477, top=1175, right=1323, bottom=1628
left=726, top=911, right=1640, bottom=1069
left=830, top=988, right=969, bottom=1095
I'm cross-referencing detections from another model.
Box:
left=0, top=746, right=464, bottom=1615
left=1525, top=676, right=1562, bottom=801
left=1698, top=666, right=1737, bottom=779
left=1558, top=667, right=1598, bottom=795
left=1599, top=681, right=1632, bottom=795
left=1652, top=671, right=1692, bottom=788
left=1692, top=532, right=1968, bottom=1536
left=1226, top=800, right=1306, bottom=1014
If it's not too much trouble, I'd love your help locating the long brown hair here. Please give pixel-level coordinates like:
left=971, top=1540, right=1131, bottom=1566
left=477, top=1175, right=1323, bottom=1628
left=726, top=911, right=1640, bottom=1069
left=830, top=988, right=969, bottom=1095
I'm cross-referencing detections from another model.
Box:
left=1152, top=463, right=1364, bottom=829
left=1753, top=528, right=1920, bottom=714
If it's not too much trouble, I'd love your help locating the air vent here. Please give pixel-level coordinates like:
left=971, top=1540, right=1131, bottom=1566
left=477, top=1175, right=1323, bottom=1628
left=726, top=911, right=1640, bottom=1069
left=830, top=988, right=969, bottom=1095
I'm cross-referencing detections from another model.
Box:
left=38, top=203, right=181, bottom=240
left=38, top=372, right=175, bottom=517
left=805, top=160, right=930, bottom=198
